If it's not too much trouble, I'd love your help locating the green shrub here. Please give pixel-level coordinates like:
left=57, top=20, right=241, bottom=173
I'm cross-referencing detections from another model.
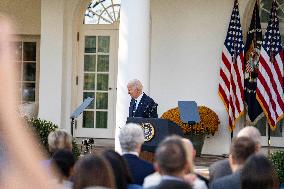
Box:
left=72, top=140, right=80, bottom=159
left=25, top=117, right=80, bottom=159
left=270, top=150, right=284, bottom=183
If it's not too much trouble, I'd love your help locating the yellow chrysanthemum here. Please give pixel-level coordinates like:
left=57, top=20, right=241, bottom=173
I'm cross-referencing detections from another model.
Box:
left=161, top=106, right=219, bottom=135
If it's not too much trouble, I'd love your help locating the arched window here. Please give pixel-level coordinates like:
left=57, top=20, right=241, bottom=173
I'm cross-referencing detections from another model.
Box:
left=260, top=0, right=284, bottom=47
left=260, top=0, right=284, bottom=22
left=84, top=0, right=121, bottom=24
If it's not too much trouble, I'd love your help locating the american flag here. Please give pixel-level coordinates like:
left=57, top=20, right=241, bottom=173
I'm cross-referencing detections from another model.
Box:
left=256, top=0, right=284, bottom=129
left=218, top=0, right=245, bottom=130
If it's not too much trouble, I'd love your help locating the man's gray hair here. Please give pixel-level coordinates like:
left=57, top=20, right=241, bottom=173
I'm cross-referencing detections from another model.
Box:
left=119, top=123, right=145, bottom=152
left=127, top=79, right=143, bottom=91
left=237, top=126, right=261, bottom=145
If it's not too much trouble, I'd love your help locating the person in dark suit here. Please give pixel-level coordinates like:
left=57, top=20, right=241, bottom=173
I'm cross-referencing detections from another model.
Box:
left=209, top=126, right=261, bottom=184
left=210, top=137, right=257, bottom=189
left=119, top=123, right=155, bottom=185
left=146, top=135, right=192, bottom=189
left=209, top=159, right=232, bottom=183
left=127, top=79, right=158, bottom=118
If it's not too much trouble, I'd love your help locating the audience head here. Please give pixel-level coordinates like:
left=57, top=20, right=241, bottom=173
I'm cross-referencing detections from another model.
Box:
left=48, top=129, right=72, bottom=155
left=182, top=138, right=195, bottom=173
left=127, top=79, right=143, bottom=99
left=73, top=154, right=115, bottom=189
left=229, top=137, right=256, bottom=171
left=155, top=135, right=187, bottom=177
left=102, top=149, right=133, bottom=189
left=119, top=123, right=144, bottom=153
left=241, top=154, right=279, bottom=189
left=51, top=149, right=75, bottom=181
left=237, top=126, right=261, bottom=151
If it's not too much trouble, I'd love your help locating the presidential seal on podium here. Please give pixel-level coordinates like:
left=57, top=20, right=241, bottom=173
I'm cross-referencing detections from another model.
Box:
left=141, top=123, right=155, bottom=142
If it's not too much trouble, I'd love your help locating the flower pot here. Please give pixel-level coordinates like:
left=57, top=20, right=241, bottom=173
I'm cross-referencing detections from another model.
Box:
left=184, top=133, right=205, bottom=157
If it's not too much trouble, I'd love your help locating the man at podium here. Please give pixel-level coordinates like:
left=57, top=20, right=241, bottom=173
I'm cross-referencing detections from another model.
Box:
left=127, top=79, right=158, bottom=118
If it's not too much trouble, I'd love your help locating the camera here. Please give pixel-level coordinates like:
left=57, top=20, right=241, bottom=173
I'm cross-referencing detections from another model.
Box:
left=82, top=138, right=94, bottom=146
left=81, top=138, right=94, bottom=155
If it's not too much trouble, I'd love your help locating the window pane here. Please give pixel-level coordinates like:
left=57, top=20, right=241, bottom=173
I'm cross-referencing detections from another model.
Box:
left=85, top=36, right=96, bottom=53
left=84, top=55, right=96, bottom=71
left=23, top=42, right=36, bottom=61
left=14, top=42, right=22, bottom=61
left=84, top=73, right=96, bottom=90
left=84, top=0, right=121, bottom=24
left=98, top=36, right=110, bottom=53
left=97, top=55, right=109, bottom=72
left=15, top=62, right=22, bottom=81
left=96, top=111, right=107, bottom=128
left=254, top=116, right=283, bottom=137
left=97, top=74, right=108, bottom=91
left=83, top=111, right=94, bottom=128
left=96, top=92, right=108, bottom=109
left=271, top=120, right=283, bottom=137
left=261, top=0, right=284, bottom=22
left=83, top=92, right=95, bottom=109
left=254, top=116, right=267, bottom=136
left=23, top=63, right=36, bottom=81
left=261, top=0, right=272, bottom=22
left=22, top=83, right=35, bottom=102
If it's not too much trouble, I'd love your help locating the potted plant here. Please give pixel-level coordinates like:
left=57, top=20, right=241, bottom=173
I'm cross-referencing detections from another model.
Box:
left=161, top=106, right=220, bottom=156
left=270, top=150, right=284, bottom=188
left=25, top=117, right=80, bottom=159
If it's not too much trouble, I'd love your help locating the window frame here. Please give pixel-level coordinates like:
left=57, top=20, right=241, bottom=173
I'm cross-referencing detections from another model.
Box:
left=14, top=35, right=40, bottom=105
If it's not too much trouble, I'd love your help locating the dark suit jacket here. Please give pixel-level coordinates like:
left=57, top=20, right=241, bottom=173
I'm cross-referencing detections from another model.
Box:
left=123, top=154, right=155, bottom=185
left=147, top=179, right=192, bottom=189
left=209, top=159, right=232, bottom=183
left=210, top=170, right=241, bottom=189
left=129, top=93, right=158, bottom=118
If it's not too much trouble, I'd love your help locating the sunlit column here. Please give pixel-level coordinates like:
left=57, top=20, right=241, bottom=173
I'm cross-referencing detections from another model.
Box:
left=115, top=0, right=150, bottom=152
left=38, top=0, right=64, bottom=126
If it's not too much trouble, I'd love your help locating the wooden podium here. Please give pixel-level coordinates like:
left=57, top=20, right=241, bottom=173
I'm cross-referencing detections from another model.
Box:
left=126, top=117, right=184, bottom=162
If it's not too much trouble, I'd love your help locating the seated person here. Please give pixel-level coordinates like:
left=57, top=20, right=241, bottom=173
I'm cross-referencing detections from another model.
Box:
left=146, top=135, right=192, bottom=189
left=43, top=129, right=73, bottom=169
left=119, top=123, right=155, bottom=185
left=73, top=154, right=115, bottom=189
left=241, top=154, right=279, bottom=189
left=102, top=149, right=142, bottom=189
left=210, top=137, right=257, bottom=189
left=51, top=149, right=75, bottom=189
left=143, top=138, right=207, bottom=189
left=209, top=126, right=261, bottom=183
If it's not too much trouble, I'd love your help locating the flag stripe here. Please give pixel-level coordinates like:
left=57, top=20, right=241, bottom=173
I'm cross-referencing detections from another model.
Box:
left=220, top=67, right=231, bottom=92
left=256, top=0, right=284, bottom=128
left=222, top=51, right=232, bottom=73
left=259, top=54, right=284, bottom=114
left=218, top=0, right=245, bottom=130
left=218, top=85, right=229, bottom=111
left=257, top=72, right=277, bottom=119
left=274, top=53, right=284, bottom=88
left=231, top=63, right=241, bottom=114
left=256, top=90, right=275, bottom=127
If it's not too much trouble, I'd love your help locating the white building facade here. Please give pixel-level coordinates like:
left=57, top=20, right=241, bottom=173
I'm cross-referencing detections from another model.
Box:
left=0, top=0, right=283, bottom=155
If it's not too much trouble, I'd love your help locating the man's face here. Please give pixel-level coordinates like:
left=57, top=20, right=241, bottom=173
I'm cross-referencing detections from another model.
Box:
left=127, top=85, right=140, bottom=99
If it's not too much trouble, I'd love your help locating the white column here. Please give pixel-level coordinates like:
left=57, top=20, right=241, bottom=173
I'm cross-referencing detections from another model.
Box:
left=38, top=0, right=64, bottom=125
left=115, top=0, right=151, bottom=152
